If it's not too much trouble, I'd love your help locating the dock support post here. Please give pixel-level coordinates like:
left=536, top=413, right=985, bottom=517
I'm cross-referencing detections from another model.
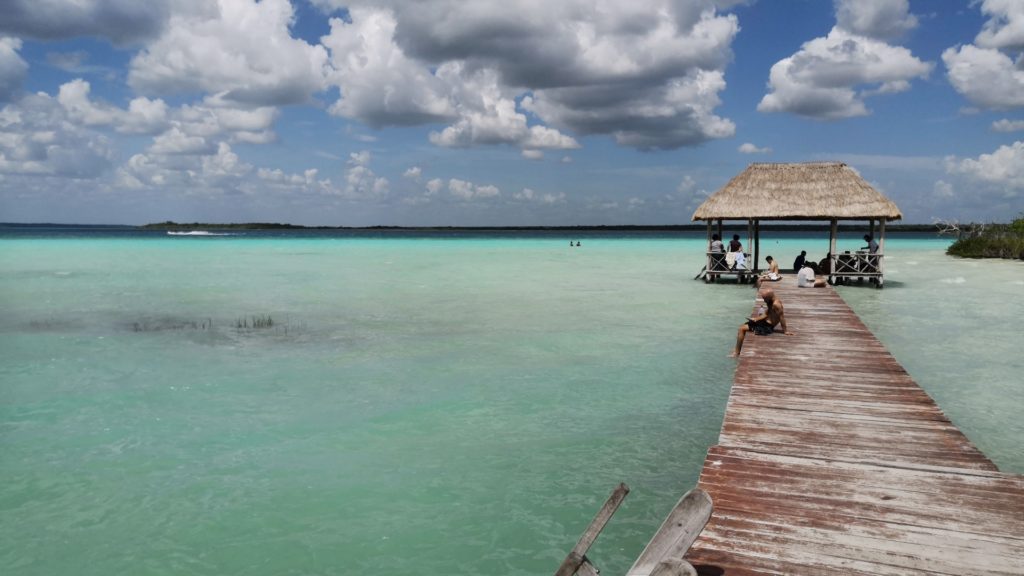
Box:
left=829, top=219, right=838, bottom=284
left=705, top=221, right=712, bottom=281
left=754, top=219, right=760, bottom=274
left=878, top=217, right=886, bottom=288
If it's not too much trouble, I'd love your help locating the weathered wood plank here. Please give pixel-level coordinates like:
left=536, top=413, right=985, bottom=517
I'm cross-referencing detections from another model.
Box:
left=684, top=281, right=1023, bottom=575
left=627, top=488, right=713, bottom=576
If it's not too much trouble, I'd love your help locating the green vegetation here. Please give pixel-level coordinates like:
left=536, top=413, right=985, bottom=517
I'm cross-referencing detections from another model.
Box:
left=947, top=216, right=1024, bottom=260
left=236, top=315, right=274, bottom=329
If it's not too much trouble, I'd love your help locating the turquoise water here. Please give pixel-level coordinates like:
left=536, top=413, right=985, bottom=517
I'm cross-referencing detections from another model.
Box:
left=1, top=231, right=1021, bottom=575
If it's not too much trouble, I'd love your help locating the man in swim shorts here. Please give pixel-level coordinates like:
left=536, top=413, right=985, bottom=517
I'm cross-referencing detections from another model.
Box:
left=731, top=288, right=793, bottom=357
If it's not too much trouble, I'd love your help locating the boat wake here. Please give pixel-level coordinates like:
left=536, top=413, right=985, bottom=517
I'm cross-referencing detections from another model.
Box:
left=167, top=231, right=235, bottom=236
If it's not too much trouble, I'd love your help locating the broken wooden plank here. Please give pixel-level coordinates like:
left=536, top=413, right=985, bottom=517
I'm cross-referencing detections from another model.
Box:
left=627, top=488, right=712, bottom=576
left=553, top=483, right=629, bottom=576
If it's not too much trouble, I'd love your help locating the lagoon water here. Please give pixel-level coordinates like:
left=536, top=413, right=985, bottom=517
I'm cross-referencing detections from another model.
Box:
left=1, top=229, right=1021, bottom=575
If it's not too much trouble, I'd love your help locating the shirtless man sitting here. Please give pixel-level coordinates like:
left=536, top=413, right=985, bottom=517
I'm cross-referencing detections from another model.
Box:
left=755, top=255, right=781, bottom=287
left=730, top=288, right=794, bottom=357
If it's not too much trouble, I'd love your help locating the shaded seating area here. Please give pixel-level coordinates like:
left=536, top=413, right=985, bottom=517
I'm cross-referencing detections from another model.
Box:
left=692, top=162, right=902, bottom=288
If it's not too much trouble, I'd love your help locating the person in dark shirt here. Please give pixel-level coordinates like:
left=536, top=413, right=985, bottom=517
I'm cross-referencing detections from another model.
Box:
left=793, top=250, right=806, bottom=273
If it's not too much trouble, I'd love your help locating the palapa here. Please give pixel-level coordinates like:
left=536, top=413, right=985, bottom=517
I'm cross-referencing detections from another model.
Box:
left=692, top=162, right=902, bottom=221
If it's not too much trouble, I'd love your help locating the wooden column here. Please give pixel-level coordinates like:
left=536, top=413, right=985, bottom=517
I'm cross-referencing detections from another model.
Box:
left=869, top=218, right=876, bottom=241
left=746, top=219, right=753, bottom=275
left=754, top=219, right=760, bottom=273
left=878, top=217, right=886, bottom=287
left=829, top=219, right=838, bottom=283
left=717, top=219, right=723, bottom=240
left=705, top=220, right=712, bottom=275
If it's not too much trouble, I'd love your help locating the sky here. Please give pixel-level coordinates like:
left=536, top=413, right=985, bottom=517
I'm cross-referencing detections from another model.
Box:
left=0, top=0, right=1022, bottom=226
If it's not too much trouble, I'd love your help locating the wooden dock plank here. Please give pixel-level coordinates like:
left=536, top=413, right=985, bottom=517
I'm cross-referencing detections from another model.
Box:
left=684, top=281, right=1024, bottom=575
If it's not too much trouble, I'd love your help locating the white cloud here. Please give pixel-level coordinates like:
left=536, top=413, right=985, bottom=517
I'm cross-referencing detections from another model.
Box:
left=343, top=150, right=389, bottom=199
left=835, top=0, right=917, bottom=40
left=561, top=156, right=573, bottom=164
left=149, top=126, right=214, bottom=155
left=738, top=142, right=771, bottom=154
left=449, top=178, right=500, bottom=200
left=403, top=166, right=422, bottom=180
left=943, top=1, right=1024, bottom=110
left=943, top=44, right=1024, bottom=110
left=974, top=0, right=1024, bottom=51
left=993, top=119, right=1024, bottom=132
left=540, top=191, right=567, bottom=204
left=57, top=79, right=171, bottom=135
left=428, top=65, right=579, bottom=150
left=513, top=188, right=535, bottom=201
left=0, top=92, right=113, bottom=177
left=512, top=187, right=565, bottom=204
left=0, top=37, right=28, bottom=102
left=321, top=7, right=455, bottom=127
left=128, top=0, right=329, bottom=106
left=677, top=175, right=697, bottom=193
left=522, top=149, right=544, bottom=160
left=320, top=1, right=740, bottom=151
left=945, top=141, right=1024, bottom=192
left=425, top=178, right=443, bottom=196
left=759, top=26, right=932, bottom=119
left=933, top=179, right=954, bottom=199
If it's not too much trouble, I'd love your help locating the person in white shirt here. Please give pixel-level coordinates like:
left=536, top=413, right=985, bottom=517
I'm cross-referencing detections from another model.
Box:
left=797, top=264, right=826, bottom=288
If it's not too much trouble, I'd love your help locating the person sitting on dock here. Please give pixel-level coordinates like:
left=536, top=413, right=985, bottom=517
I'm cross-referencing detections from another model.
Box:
left=708, top=233, right=725, bottom=280
left=727, top=234, right=745, bottom=270
left=755, top=256, right=781, bottom=287
left=793, top=250, right=806, bottom=274
left=797, top=263, right=827, bottom=288
left=731, top=288, right=793, bottom=357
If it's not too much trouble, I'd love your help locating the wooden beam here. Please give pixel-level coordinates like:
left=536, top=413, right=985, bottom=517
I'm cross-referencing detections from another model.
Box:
left=626, top=488, right=713, bottom=576
left=553, top=483, right=630, bottom=576
left=649, top=560, right=698, bottom=576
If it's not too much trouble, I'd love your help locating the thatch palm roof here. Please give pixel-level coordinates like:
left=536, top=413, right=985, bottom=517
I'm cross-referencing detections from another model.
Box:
left=692, top=162, right=902, bottom=221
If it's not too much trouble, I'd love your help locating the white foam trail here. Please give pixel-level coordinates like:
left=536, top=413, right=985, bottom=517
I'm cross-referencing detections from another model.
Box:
left=940, top=277, right=966, bottom=284
left=167, top=231, right=234, bottom=236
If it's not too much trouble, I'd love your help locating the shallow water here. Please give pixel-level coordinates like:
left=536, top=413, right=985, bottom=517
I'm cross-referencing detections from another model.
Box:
left=0, top=230, right=1020, bottom=575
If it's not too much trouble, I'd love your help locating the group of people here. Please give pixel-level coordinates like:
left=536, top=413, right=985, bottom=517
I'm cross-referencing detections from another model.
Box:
left=728, top=234, right=882, bottom=357
left=708, top=233, right=747, bottom=275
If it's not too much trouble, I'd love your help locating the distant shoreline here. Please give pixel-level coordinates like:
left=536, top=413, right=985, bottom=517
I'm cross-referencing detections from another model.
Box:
left=1, top=221, right=948, bottom=233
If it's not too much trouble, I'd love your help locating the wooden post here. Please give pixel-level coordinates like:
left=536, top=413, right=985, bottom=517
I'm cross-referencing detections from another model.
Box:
left=878, top=217, right=886, bottom=288
left=829, top=219, right=838, bottom=284
left=626, top=488, right=713, bottom=576
left=717, top=219, right=723, bottom=240
left=705, top=220, right=712, bottom=276
left=749, top=218, right=757, bottom=274
left=553, top=483, right=630, bottom=576
left=869, top=218, right=875, bottom=241
left=754, top=219, right=760, bottom=274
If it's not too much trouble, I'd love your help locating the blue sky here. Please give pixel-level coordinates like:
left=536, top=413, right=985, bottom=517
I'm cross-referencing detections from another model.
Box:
left=1, top=0, right=1022, bottom=225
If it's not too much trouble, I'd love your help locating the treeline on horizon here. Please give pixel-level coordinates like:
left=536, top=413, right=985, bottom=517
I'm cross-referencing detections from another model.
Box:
left=138, top=220, right=944, bottom=232
left=947, top=215, right=1024, bottom=260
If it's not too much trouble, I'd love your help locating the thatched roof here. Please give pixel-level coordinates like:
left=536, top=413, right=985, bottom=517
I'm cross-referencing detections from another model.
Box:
left=692, top=162, right=902, bottom=221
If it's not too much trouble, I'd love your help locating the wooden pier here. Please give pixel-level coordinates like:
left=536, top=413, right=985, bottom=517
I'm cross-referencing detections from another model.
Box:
left=684, top=280, right=1024, bottom=575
